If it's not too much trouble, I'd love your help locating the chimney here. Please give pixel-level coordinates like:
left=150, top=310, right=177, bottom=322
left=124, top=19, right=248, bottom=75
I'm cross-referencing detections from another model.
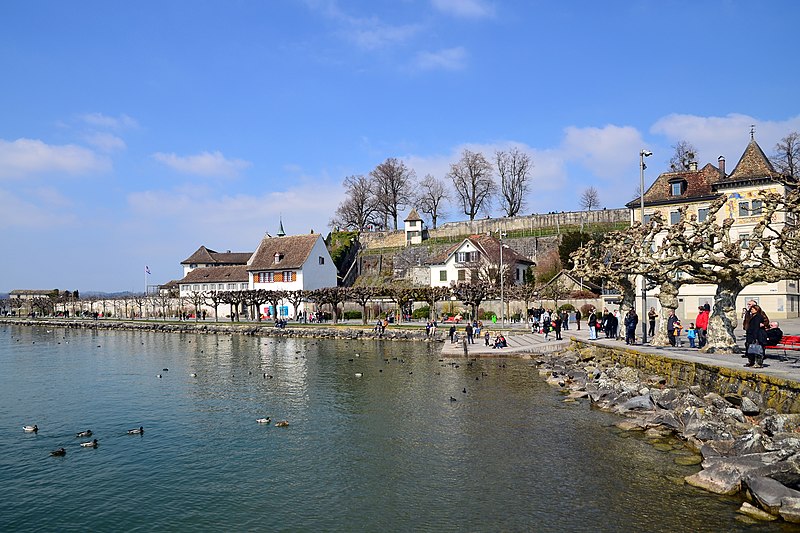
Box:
left=718, top=156, right=726, bottom=176
left=689, top=161, right=698, bottom=171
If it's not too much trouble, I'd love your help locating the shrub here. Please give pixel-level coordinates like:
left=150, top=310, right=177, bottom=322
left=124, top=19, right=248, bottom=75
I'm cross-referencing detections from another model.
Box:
left=343, top=310, right=362, bottom=320
left=479, top=309, right=497, bottom=321
left=412, top=305, right=430, bottom=319
left=558, top=303, right=575, bottom=312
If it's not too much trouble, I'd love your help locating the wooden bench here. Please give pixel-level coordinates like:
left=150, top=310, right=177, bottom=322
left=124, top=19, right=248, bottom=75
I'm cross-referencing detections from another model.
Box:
left=766, top=335, right=800, bottom=361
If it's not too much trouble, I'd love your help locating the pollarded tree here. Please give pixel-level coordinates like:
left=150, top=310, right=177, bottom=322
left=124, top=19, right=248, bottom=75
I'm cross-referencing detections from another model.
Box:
left=349, top=286, right=377, bottom=325
left=284, top=290, right=307, bottom=320
left=331, top=174, right=381, bottom=231
left=448, top=149, right=496, bottom=221
left=264, top=290, right=288, bottom=321
left=496, top=147, right=533, bottom=217
left=384, top=286, right=417, bottom=323
left=204, top=291, right=225, bottom=322
left=415, top=174, right=449, bottom=229
left=452, top=281, right=494, bottom=320
left=414, top=286, right=451, bottom=320
left=371, top=158, right=415, bottom=230
left=184, top=291, right=204, bottom=322
left=308, top=287, right=349, bottom=324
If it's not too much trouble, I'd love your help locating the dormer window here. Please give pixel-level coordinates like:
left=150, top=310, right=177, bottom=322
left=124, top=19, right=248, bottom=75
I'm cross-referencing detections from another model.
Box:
left=274, top=252, right=284, bottom=264
left=670, top=180, right=687, bottom=196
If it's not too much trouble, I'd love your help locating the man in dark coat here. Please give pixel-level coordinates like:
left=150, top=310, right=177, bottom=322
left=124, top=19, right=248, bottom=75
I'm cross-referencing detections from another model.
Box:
left=574, top=309, right=582, bottom=330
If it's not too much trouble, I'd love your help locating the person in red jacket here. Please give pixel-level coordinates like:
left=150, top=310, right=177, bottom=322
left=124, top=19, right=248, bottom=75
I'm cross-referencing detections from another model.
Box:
left=695, top=304, right=710, bottom=348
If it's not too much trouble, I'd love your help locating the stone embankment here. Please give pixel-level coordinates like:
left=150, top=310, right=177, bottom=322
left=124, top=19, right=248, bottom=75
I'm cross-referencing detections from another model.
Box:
left=537, top=341, right=800, bottom=524
left=0, top=318, right=444, bottom=343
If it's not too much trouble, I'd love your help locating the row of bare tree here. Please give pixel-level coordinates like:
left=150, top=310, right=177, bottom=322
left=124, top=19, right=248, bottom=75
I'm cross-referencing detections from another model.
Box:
left=332, top=148, right=534, bottom=232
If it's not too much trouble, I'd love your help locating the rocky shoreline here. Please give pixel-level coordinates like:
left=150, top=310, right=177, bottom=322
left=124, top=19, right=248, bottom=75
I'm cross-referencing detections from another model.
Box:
left=535, top=344, right=800, bottom=524
left=0, top=317, right=444, bottom=343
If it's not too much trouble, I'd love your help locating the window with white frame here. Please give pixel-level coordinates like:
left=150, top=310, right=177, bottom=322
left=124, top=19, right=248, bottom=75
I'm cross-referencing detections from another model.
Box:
left=240, top=283, right=248, bottom=290
left=458, top=269, right=466, bottom=281
left=670, top=211, right=680, bottom=225
left=751, top=199, right=763, bottom=216
left=698, top=207, right=709, bottom=222
left=739, top=201, right=750, bottom=217
left=439, top=270, right=447, bottom=282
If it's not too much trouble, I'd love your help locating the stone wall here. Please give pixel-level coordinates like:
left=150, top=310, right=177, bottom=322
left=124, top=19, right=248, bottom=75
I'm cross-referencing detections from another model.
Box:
left=360, top=208, right=629, bottom=250
left=1, top=318, right=444, bottom=343
left=573, top=340, right=800, bottom=413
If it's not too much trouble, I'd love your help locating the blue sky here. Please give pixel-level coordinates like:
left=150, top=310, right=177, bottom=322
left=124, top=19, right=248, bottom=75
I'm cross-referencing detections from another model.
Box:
left=1, top=0, right=799, bottom=292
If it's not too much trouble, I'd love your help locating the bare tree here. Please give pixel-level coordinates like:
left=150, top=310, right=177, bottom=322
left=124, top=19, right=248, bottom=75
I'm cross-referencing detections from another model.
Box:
left=331, top=175, right=380, bottom=231
left=496, top=147, right=533, bottom=217
left=370, top=158, right=415, bottom=230
left=284, top=290, right=307, bottom=320
left=349, top=286, right=377, bottom=325
left=204, top=291, right=225, bottom=322
left=771, top=131, right=800, bottom=179
left=579, top=187, right=601, bottom=212
left=448, top=149, right=496, bottom=221
left=452, top=281, right=494, bottom=320
left=668, top=140, right=698, bottom=171
left=415, top=174, right=449, bottom=229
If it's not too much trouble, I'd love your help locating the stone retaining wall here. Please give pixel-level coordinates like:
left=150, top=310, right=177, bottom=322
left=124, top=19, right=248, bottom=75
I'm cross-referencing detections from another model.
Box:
left=572, top=340, right=800, bottom=414
left=1, top=319, right=445, bottom=343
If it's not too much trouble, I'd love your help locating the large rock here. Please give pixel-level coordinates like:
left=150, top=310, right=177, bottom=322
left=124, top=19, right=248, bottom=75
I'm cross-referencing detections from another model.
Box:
left=744, top=475, right=800, bottom=515
left=741, top=397, right=760, bottom=416
left=736, top=501, right=778, bottom=521
left=779, top=497, right=800, bottom=523
left=685, top=461, right=749, bottom=495
left=617, top=394, right=654, bottom=413
left=760, top=414, right=800, bottom=436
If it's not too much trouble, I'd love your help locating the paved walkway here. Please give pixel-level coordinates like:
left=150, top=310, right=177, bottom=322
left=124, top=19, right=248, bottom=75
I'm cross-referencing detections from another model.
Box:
left=440, top=317, right=800, bottom=383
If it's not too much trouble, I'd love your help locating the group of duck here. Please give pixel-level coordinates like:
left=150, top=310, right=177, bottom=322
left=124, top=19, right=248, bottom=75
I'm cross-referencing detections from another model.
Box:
left=22, top=424, right=144, bottom=457
left=256, top=417, right=289, bottom=427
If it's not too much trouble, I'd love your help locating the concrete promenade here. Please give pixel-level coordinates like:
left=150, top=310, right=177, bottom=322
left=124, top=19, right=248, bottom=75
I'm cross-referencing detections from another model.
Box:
left=441, top=317, right=800, bottom=383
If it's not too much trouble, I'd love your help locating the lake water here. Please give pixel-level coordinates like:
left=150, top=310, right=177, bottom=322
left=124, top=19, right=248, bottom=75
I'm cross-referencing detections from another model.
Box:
left=0, top=324, right=790, bottom=532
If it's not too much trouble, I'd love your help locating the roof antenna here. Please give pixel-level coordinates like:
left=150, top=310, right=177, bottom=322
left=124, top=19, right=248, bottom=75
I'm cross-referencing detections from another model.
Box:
left=750, top=124, right=755, bottom=140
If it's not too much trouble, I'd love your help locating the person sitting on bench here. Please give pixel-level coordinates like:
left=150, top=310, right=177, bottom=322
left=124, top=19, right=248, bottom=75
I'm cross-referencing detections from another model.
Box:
left=766, top=321, right=784, bottom=346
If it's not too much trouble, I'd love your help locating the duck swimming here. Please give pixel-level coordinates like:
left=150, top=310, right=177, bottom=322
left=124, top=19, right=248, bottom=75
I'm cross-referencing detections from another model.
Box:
left=127, top=426, right=144, bottom=435
left=50, top=448, right=67, bottom=457
left=23, top=425, right=38, bottom=433
left=80, top=439, right=98, bottom=448
left=274, top=420, right=289, bottom=427
left=76, top=430, right=92, bottom=438
left=256, top=418, right=271, bottom=424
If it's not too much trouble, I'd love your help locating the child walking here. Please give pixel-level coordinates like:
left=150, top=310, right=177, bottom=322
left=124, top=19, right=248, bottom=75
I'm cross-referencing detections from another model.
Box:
left=686, top=322, right=697, bottom=348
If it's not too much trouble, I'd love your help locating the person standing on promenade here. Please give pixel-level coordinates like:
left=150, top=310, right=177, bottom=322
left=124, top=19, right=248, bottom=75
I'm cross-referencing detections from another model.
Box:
left=574, top=309, right=581, bottom=330
left=554, top=314, right=562, bottom=340
left=624, top=309, right=638, bottom=345
left=745, top=303, right=769, bottom=368
left=666, top=310, right=679, bottom=347
left=449, top=325, right=456, bottom=344
left=695, top=304, right=709, bottom=348
left=465, top=323, right=474, bottom=344
left=588, top=308, right=597, bottom=340
left=648, top=307, right=657, bottom=337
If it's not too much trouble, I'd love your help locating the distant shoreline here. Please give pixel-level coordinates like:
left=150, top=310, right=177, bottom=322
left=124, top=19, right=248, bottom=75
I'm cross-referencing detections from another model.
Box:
left=0, top=317, right=445, bottom=343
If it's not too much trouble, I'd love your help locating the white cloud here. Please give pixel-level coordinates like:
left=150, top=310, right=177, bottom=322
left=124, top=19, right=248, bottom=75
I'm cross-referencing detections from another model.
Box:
left=0, top=188, right=77, bottom=229
left=413, top=47, right=468, bottom=71
left=347, top=20, right=421, bottom=50
left=80, top=112, right=138, bottom=130
left=561, top=124, right=645, bottom=180
left=85, top=132, right=127, bottom=152
left=152, top=151, right=251, bottom=178
left=127, top=179, right=344, bottom=244
left=0, top=138, right=111, bottom=179
left=651, top=113, right=800, bottom=167
left=431, top=0, right=495, bottom=18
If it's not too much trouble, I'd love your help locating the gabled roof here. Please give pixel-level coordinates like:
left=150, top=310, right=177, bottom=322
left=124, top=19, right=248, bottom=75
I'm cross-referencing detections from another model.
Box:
left=715, top=138, right=782, bottom=187
left=404, top=208, right=423, bottom=222
left=247, top=233, right=322, bottom=271
left=181, top=245, right=253, bottom=266
left=541, top=270, right=601, bottom=294
left=178, top=265, right=249, bottom=284
left=428, top=234, right=534, bottom=266
left=626, top=163, right=724, bottom=208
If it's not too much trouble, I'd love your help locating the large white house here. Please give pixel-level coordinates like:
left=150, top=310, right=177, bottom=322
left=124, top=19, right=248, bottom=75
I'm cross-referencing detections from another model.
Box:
left=428, top=234, right=534, bottom=287
left=177, top=231, right=337, bottom=319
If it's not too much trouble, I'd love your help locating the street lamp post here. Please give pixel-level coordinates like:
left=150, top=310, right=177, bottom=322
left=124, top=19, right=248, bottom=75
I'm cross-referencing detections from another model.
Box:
left=640, top=149, right=652, bottom=344
left=499, top=231, right=507, bottom=325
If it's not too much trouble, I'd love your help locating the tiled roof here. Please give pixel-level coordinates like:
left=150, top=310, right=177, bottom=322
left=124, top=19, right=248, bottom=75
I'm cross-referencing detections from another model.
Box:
left=715, top=138, right=782, bottom=186
left=10, top=289, right=55, bottom=296
left=404, top=208, right=423, bottom=222
left=626, top=163, right=723, bottom=208
left=181, top=246, right=252, bottom=265
left=247, top=233, right=321, bottom=271
left=428, top=234, right=534, bottom=266
left=178, top=265, right=249, bottom=284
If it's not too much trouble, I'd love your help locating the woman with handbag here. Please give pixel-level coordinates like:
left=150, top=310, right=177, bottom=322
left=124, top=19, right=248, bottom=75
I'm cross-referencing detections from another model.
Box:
left=745, top=304, right=769, bottom=368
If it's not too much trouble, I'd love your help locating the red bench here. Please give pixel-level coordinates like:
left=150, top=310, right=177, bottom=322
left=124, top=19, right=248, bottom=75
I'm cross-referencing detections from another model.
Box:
left=766, top=335, right=800, bottom=361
